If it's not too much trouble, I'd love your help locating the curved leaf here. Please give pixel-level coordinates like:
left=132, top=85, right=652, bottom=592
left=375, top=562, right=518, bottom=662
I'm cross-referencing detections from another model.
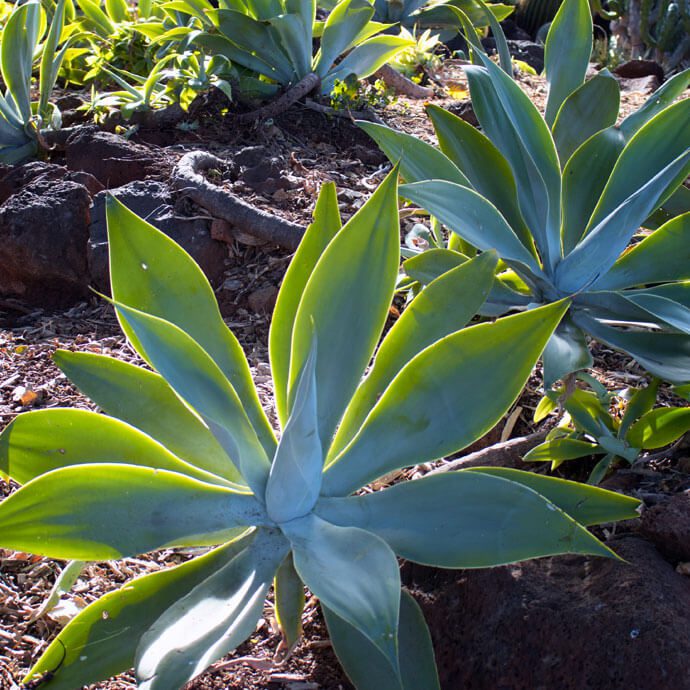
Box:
left=106, top=197, right=276, bottom=457
left=0, top=408, right=238, bottom=488
left=426, top=104, right=532, bottom=247
left=552, top=71, right=620, bottom=166
left=542, top=316, right=593, bottom=388
left=561, top=126, right=626, bottom=255
left=284, top=513, right=401, bottom=673
left=266, top=336, right=323, bottom=523
left=400, top=180, right=543, bottom=280
left=317, top=471, right=617, bottom=567
left=403, top=247, right=468, bottom=285
left=0, top=464, right=264, bottom=560
left=289, top=167, right=400, bottom=451
left=626, top=408, right=690, bottom=449
left=274, top=554, right=305, bottom=649
left=113, top=302, right=271, bottom=495
left=330, top=251, right=497, bottom=459
left=22, top=535, right=256, bottom=690
left=358, top=120, right=469, bottom=186
left=270, top=182, right=341, bottom=427
left=136, top=528, right=288, bottom=690
left=323, top=300, right=569, bottom=496
left=53, top=350, right=241, bottom=483
left=323, top=589, right=439, bottom=690
left=592, top=213, right=690, bottom=291
left=315, top=0, right=373, bottom=76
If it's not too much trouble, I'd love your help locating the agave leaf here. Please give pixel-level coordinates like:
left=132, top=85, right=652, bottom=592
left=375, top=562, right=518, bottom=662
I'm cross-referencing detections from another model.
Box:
left=574, top=313, right=690, bottom=384
left=619, top=68, right=690, bottom=140
left=289, top=167, right=400, bottom=450
left=625, top=407, right=690, bottom=450
left=0, top=408, right=239, bottom=488
left=136, top=528, right=288, bottom=690
left=270, top=182, right=341, bottom=427
left=523, top=438, right=605, bottom=464
left=321, top=35, right=413, bottom=93
left=358, top=121, right=469, bottom=186
left=403, top=247, right=468, bottom=284
left=624, top=294, right=690, bottom=334
left=592, top=213, right=690, bottom=291
left=274, top=554, right=305, bottom=649
left=113, top=302, right=271, bottom=495
left=315, top=0, right=374, bottom=76
left=106, top=197, right=276, bottom=458
left=619, top=378, right=659, bottom=437
left=465, top=59, right=561, bottom=268
left=22, top=535, right=255, bottom=690
left=1, top=1, right=43, bottom=123
left=542, top=316, right=593, bottom=388
left=269, top=13, right=312, bottom=80
left=586, top=99, right=690, bottom=234
left=0, top=464, right=264, bottom=560
left=29, top=559, right=85, bottom=624
left=465, top=467, right=640, bottom=524
left=330, top=252, right=497, bottom=459
left=323, top=589, right=439, bottom=690
left=400, top=180, right=543, bottom=280
left=551, top=71, right=620, bottom=166
left=543, top=0, right=592, bottom=126
left=323, top=301, right=569, bottom=496
left=284, top=513, right=401, bottom=674
left=426, top=104, right=532, bottom=247
left=317, top=471, right=619, bottom=567
left=555, top=150, right=690, bottom=294
left=266, top=336, right=323, bottom=523
left=53, top=350, right=242, bottom=483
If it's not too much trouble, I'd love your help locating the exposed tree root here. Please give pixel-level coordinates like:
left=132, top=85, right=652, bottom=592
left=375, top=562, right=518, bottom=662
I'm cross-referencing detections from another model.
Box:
left=427, top=431, right=548, bottom=474
left=374, top=64, right=434, bottom=99
left=235, top=73, right=322, bottom=124
left=172, top=151, right=305, bottom=250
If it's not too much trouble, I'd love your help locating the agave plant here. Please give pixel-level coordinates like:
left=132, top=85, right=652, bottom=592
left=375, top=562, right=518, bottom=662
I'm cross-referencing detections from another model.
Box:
left=0, top=0, right=69, bottom=163
left=0, top=172, right=639, bottom=689
left=169, top=0, right=412, bottom=95
left=526, top=377, right=690, bottom=483
left=362, top=0, right=690, bottom=388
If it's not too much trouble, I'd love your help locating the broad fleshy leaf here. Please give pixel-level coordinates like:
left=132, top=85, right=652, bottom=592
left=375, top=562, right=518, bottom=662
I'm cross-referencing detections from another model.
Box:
left=106, top=196, right=276, bottom=457
left=22, top=535, right=255, bottom=690
left=323, top=301, right=569, bottom=495
left=284, top=513, right=401, bottom=673
left=544, top=0, right=592, bottom=126
left=289, top=167, right=400, bottom=450
left=0, top=408, right=238, bottom=488
left=358, top=120, right=470, bottom=186
left=542, top=317, right=593, bottom=388
left=317, top=471, right=619, bottom=566
left=113, top=302, right=271, bottom=495
left=0, top=464, right=264, bottom=560
left=323, top=589, right=439, bottom=690
left=626, top=408, right=690, bottom=449
left=266, top=337, right=323, bottom=523
left=329, top=251, right=498, bottom=459
left=136, top=528, right=288, bottom=690
left=270, top=182, right=341, bottom=427
left=523, top=438, right=605, bottom=464
left=53, top=350, right=242, bottom=483
left=274, top=554, right=306, bottom=649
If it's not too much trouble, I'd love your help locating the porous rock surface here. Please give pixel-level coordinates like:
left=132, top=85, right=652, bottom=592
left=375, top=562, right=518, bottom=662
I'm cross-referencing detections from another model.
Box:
left=405, top=535, right=690, bottom=690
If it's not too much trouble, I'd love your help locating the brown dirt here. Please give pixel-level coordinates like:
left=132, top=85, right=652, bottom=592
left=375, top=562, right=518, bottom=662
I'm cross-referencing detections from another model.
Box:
left=1, top=67, right=689, bottom=689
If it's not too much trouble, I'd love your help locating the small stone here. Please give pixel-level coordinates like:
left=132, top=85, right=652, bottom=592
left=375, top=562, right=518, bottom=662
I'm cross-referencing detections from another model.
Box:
left=248, top=285, right=278, bottom=313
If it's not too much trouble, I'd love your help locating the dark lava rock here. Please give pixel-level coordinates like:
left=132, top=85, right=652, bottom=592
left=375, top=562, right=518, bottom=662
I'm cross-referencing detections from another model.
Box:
left=614, top=59, right=665, bottom=81
left=0, top=161, right=103, bottom=204
left=89, top=180, right=227, bottom=291
left=405, top=535, right=690, bottom=690
left=0, top=179, right=91, bottom=306
left=640, top=491, right=690, bottom=563
left=235, top=146, right=299, bottom=196
left=65, top=126, right=162, bottom=188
